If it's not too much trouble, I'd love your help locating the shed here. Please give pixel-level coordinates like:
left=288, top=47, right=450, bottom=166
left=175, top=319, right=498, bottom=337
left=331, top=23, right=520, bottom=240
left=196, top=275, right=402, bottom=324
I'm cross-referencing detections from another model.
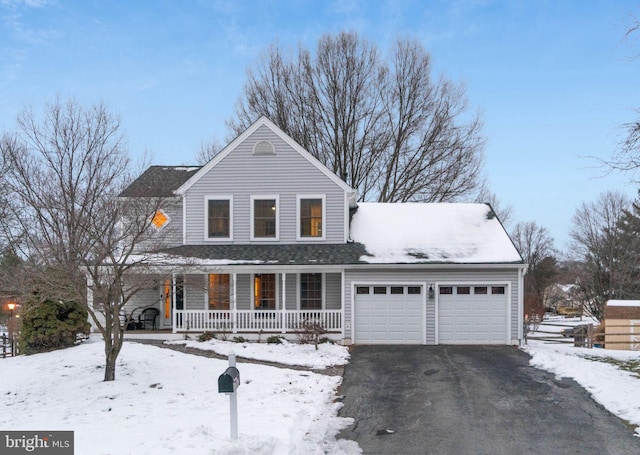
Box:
left=604, top=300, right=640, bottom=351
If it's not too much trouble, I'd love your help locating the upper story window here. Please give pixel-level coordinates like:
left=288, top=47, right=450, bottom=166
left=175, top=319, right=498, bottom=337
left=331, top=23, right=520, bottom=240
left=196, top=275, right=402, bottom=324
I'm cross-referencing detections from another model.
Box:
left=251, top=196, right=278, bottom=240
left=151, top=209, right=170, bottom=230
left=206, top=196, right=232, bottom=239
left=298, top=195, right=325, bottom=240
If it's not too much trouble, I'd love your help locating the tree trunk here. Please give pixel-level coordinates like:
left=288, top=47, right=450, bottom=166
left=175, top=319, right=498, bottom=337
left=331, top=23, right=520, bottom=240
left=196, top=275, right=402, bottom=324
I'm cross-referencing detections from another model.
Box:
left=103, top=322, right=124, bottom=382
left=104, top=348, right=118, bottom=381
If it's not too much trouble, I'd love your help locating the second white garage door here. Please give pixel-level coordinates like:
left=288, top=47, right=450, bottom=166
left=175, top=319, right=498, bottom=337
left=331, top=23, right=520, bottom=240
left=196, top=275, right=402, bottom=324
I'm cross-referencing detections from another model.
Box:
left=354, top=285, right=424, bottom=344
left=438, top=284, right=508, bottom=344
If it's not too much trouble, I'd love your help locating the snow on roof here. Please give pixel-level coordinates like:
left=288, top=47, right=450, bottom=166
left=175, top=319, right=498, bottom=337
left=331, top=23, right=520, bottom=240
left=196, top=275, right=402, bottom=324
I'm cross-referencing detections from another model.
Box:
left=350, top=202, right=522, bottom=264
left=607, top=300, right=640, bottom=307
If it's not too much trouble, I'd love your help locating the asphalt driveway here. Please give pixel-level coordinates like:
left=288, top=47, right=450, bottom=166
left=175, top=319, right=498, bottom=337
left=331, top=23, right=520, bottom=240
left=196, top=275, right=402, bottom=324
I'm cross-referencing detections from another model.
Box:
left=338, top=345, right=640, bottom=454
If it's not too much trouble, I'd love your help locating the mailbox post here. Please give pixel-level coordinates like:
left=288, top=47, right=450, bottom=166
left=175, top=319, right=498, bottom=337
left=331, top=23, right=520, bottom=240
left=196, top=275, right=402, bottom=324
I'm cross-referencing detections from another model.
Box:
left=218, top=353, right=240, bottom=440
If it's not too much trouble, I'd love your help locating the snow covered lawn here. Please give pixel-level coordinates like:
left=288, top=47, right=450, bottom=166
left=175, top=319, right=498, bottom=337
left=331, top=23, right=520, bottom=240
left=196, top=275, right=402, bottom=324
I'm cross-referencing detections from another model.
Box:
left=524, top=341, right=640, bottom=436
left=0, top=337, right=360, bottom=455
left=165, top=338, right=350, bottom=369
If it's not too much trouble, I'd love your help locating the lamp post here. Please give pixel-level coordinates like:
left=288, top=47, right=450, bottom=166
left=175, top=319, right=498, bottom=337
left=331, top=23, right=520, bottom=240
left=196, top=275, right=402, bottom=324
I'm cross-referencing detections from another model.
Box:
left=6, top=302, right=15, bottom=356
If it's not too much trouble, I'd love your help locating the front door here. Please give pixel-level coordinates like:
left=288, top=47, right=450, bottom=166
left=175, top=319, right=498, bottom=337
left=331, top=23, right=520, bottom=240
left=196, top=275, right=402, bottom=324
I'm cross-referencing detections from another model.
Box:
left=161, top=276, right=184, bottom=329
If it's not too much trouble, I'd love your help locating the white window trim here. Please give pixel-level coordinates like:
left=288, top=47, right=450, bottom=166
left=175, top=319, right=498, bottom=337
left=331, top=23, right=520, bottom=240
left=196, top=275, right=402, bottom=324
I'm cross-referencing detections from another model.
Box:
left=253, top=140, right=276, bottom=155
left=205, top=273, right=232, bottom=310
left=250, top=194, right=280, bottom=241
left=296, top=194, right=326, bottom=241
left=251, top=273, right=280, bottom=311
left=151, top=208, right=171, bottom=232
left=204, top=195, right=233, bottom=241
left=297, top=272, right=325, bottom=310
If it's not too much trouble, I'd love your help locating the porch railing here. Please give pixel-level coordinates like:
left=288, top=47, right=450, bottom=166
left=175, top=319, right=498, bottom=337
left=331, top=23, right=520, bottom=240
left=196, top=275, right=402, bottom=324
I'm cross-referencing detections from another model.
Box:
left=174, top=309, right=342, bottom=333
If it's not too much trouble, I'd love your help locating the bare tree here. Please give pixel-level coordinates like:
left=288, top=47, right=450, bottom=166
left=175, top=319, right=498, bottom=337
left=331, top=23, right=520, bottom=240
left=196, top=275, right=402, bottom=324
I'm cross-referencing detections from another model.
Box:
left=511, top=221, right=557, bottom=317
left=606, top=15, right=640, bottom=179
left=195, top=136, right=224, bottom=165
left=228, top=31, right=485, bottom=203
left=474, top=180, right=514, bottom=228
left=0, top=98, right=168, bottom=381
left=568, top=191, right=636, bottom=320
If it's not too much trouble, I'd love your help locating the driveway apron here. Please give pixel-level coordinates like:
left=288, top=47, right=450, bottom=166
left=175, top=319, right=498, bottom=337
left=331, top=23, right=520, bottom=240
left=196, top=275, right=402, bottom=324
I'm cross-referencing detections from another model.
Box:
left=338, top=345, right=640, bottom=455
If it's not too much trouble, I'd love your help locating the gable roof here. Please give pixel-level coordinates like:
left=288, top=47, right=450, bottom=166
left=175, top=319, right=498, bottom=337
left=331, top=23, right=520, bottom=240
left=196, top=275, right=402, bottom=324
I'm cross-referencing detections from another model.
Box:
left=174, top=116, right=356, bottom=205
left=350, top=203, right=523, bottom=264
left=119, top=166, right=201, bottom=198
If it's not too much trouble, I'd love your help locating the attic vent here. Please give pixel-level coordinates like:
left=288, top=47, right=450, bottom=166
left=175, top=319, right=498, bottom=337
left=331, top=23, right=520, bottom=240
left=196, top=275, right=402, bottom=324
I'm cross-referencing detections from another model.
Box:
left=253, top=141, right=275, bottom=155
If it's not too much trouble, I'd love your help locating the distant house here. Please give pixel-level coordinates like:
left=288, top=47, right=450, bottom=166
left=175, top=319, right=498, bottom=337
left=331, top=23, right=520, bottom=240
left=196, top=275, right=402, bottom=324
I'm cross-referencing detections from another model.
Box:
left=112, top=117, right=525, bottom=345
left=605, top=300, right=640, bottom=351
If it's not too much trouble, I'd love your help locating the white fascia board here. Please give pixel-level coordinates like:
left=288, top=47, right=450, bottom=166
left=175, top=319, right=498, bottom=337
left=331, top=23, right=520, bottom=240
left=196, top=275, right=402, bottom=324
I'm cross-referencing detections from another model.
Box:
left=176, top=116, right=356, bottom=197
left=175, top=117, right=270, bottom=195
left=264, top=118, right=355, bottom=194
left=344, top=262, right=527, bottom=271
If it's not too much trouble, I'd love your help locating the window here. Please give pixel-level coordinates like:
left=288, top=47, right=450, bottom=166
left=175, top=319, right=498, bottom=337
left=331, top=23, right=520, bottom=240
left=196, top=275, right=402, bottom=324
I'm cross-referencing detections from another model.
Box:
left=253, top=140, right=275, bottom=155
left=374, top=286, right=387, bottom=294
left=207, top=197, right=231, bottom=238
left=209, top=274, right=230, bottom=310
left=254, top=274, right=276, bottom=310
left=356, top=286, right=370, bottom=295
left=390, top=287, right=404, bottom=295
left=300, top=273, right=322, bottom=309
left=492, top=286, right=505, bottom=295
left=151, top=209, right=170, bottom=230
left=408, top=286, right=422, bottom=295
left=457, top=286, right=470, bottom=295
left=175, top=276, right=184, bottom=311
left=252, top=197, right=278, bottom=239
left=474, top=286, right=488, bottom=295
left=439, top=286, right=453, bottom=295
left=299, top=197, right=324, bottom=238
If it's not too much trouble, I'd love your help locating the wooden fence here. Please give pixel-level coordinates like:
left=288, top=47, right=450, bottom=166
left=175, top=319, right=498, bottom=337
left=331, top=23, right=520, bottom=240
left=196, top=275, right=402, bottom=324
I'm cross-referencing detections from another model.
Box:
left=526, top=320, right=639, bottom=350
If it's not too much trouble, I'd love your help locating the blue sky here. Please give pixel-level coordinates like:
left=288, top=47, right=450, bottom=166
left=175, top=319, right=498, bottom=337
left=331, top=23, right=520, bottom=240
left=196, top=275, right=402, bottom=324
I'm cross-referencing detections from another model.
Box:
left=1, top=0, right=639, bottom=249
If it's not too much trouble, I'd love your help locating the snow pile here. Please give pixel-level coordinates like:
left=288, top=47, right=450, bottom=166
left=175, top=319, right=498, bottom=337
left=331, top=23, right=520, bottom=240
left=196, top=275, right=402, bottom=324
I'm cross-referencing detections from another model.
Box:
left=350, top=202, right=521, bottom=264
left=0, top=337, right=360, bottom=454
left=524, top=341, right=640, bottom=436
left=166, top=338, right=350, bottom=369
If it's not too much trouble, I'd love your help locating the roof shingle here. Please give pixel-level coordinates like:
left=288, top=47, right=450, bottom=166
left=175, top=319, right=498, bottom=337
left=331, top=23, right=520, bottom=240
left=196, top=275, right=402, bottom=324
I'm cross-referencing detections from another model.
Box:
left=119, top=166, right=201, bottom=197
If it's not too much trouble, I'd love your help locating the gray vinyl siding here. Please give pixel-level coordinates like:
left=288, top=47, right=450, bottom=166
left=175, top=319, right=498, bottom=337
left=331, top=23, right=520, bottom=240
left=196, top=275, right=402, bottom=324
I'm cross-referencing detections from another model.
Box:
left=325, top=273, right=341, bottom=310
left=235, top=274, right=251, bottom=310
left=285, top=273, right=297, bottom=309
left=183, top=125, right=347, bottom=244
left=124, top=287, right=161, bottom=317
left=133, top=199, right=183, bottom=251
left=344, top=267, right=521, bottom=344
left=184, top=274, right=206, bottom=310
left=155, top=199, right=183, bottom=248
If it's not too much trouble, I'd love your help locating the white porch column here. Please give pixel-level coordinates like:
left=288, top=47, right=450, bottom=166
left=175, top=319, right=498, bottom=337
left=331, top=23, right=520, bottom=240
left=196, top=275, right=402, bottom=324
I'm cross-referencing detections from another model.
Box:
left=232, top=273, right=238, bottom=333
left=171, top=273, right=176, bottom=333
left=281, top=273, right=286, bottom=334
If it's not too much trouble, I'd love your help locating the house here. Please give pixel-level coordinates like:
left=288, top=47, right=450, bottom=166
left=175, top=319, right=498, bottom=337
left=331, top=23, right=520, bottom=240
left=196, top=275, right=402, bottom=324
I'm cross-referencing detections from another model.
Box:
left=116, top=117, right=526, bottom=345
left=604, top=300, right=640, bottom=351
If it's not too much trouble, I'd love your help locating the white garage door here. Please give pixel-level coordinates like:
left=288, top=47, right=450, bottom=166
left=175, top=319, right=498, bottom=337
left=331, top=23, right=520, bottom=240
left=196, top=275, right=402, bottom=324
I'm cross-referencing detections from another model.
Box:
left=354, top=285, right=424, bottom=344
left=438, top=285, right=508, bottom=344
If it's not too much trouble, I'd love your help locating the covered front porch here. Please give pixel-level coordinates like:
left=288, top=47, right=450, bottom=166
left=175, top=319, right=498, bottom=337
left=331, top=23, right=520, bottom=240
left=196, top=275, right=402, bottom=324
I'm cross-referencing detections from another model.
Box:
left=125, top=266, right=346, bottom=338
left=174, top=308, right=343, bottom=334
